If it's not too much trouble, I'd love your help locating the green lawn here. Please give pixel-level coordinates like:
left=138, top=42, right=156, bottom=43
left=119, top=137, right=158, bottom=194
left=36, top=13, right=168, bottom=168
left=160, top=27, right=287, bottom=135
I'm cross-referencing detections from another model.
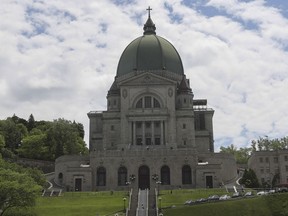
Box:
left=3, top=191, right=128, bottom=216
left=160, top=192, right=288, bottom=216
left=34, top=192, right=128, bottom=216
left=5, top=189, right=288, bottom=216
left=159, top=188, right=231, bottom=207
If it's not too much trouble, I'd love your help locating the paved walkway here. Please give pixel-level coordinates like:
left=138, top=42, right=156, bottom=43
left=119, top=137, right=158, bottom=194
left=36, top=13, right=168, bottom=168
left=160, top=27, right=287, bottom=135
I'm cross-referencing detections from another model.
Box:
left=137, top=189, right=148, bottom=216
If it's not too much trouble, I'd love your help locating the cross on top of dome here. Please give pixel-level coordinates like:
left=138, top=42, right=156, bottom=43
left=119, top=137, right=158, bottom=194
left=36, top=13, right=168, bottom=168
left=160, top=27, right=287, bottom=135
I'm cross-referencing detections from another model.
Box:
left=143, top=6, right=156, bottom=35
left=147, top=6, right=152, bottom=17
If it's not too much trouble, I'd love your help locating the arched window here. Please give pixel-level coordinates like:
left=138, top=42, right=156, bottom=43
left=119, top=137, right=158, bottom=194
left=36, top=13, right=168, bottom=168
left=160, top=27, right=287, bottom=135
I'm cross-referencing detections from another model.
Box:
left=58, top=173, right=63, bottom=184
left=154, top=98, right=160, bottom=108
left=161, top=165, right=170, bottom=185
left=118, top=166, right=127, bottom=186
left=182, top=165, right=192, bottom=184
left=135, top=96, right=161, bottom=108
left=97, top=167, right=106, bottom=186
left=136, top=98, right=143, bottom=108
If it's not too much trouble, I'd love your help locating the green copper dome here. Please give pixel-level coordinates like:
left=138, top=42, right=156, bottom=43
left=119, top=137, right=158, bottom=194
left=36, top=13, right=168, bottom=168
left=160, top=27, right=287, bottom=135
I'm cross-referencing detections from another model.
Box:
left=116, top=13, right=184, bottom=77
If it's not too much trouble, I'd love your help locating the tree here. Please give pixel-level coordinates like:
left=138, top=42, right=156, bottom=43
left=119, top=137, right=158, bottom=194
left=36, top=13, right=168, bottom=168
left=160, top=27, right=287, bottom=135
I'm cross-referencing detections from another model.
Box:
left=46, top=119, right=88, bottom=159
left=27, top=114, right=36, bottom=132
left=1, top=116, right=88, bottom=161
left=220, top=144, right=251, bottom=164
left=17, top=133, right=48, bottom=160
left=0, top=159, right=42, bottom=215
left=0, top=135, right=4, bottom=152
left=251, top=136, right=288, bottom=151
left=0, top=119, right=27, bottom=152
left=239, top=169, right=260, bottom=188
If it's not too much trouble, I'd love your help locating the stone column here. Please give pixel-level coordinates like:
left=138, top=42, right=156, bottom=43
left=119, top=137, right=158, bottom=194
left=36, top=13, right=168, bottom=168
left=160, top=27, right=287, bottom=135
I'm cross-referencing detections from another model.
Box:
left=151, top=121, right=154, bottom=145
left=142, top=121, right=145, bottom=145
left=133, top=121, right=136, bottom=145
left=161, top=121, right=164, bottom=145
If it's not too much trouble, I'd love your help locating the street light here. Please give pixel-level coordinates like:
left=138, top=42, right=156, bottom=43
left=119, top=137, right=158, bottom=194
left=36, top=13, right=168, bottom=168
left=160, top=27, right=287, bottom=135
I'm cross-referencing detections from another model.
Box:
left=158, top=197, right=162, bottom=212
left=126, top=181, right=131, bottom=196
left=156, top=180, right=162, bottom=196
left=123, top=197, right=126, bottom=213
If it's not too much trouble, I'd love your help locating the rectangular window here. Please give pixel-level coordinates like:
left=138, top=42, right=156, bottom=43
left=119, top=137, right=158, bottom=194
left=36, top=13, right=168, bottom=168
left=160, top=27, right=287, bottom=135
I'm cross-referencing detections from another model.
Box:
left=144, top=96, right=152, bottom=108
left=275, top=167, right=280, bottom=174
left=155, top=121, right=160, bottom=128
left=266, top=168, right=270, bottom=173
left=260, top=168, right=264, bottom=174
left=274, top=157, right=278, bottom=163
left=136, top=122, right=142, bottom=129
left=111, top=125, right=114, bottom=131
left=145, top=122, right=151, bottom=128
left=146, top=138, right=151, bottom=145
left=155, top=137, right=161, bottom=145
left=183, top=123, right=186, bottom=129
left=265, top=157, right=269, bottom=163
left=259, top=157, right=263, bottom=163
left=136, top=138, right=142, bottom=145
left=285, top=155, right=288, bottom=161
left=194, top=112, right=205, bottom=130
left=286, top=165, right=288, bottom=172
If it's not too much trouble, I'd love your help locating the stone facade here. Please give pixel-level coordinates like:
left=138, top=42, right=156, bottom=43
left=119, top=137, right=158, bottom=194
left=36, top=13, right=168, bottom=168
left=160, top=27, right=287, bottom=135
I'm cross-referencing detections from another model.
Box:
left=248, top=150, right=288, bottom=186
left=55, top=13, right=237, bottom=192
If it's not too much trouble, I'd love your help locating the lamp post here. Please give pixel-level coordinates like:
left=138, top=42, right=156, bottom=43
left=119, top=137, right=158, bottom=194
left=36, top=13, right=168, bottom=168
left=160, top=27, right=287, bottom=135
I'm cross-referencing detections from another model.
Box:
left=158, top=197, right=162, bottom=212
left=126, top=181, right=131, bottom=196
left=156, top=180, right=162, bottom=196
left=123, top=197, right=126, bottom=213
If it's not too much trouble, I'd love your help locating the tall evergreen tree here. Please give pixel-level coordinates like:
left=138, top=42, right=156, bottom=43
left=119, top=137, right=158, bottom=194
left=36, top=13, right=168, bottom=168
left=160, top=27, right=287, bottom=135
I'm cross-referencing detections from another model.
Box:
left=27, top=114, right=36, bottom=132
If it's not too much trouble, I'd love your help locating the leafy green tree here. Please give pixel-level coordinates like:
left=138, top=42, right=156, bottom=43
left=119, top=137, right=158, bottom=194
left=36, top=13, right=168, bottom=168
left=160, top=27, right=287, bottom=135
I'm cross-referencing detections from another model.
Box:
left=220, top=144, right=251, bottom=164
left=11, top=114, right=28, bottom=127
left=17, top=133, right=48, bottom=160
left=1, top=115, right=87, bottom=161
left=47, top=119, right=87, bottom=159
left=0, top=119, right=22, bottom=152
left=0, top=159, right=42, bottom=215
left=0, top=135, right=4, bottom=152
left=240, top=169, right=260, bottom=188
left=251, top=136, right=288, bottom=151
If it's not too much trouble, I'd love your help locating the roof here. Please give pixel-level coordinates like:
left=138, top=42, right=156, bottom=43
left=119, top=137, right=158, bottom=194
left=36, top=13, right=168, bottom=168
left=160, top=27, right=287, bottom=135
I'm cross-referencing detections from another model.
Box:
left=116, top=12, right=184, bottom=77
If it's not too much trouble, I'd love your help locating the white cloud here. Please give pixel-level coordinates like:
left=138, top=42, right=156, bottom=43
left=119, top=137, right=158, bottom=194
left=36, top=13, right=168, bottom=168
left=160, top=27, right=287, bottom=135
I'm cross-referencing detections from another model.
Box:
left=1, top=0, right=288, bottom=151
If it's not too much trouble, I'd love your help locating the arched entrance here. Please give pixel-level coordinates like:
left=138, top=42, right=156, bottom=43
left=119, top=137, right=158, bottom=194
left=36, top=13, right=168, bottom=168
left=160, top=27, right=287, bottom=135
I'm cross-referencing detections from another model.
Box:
left=138, top=165, right=150, bottom=189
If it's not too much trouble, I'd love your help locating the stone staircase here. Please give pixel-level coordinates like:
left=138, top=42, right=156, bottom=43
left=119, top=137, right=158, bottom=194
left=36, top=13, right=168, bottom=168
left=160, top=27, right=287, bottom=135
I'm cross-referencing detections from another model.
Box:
left=148, top=189, right=157, bottom=216
left=127, top=188, right=157, bottom=216
left=127, top=189, right=138, bottom=216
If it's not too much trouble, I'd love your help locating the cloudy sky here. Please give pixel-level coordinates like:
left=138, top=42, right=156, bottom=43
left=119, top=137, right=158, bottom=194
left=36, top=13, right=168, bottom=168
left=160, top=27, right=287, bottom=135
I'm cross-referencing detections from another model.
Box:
left=1, top=0, right=288, bottom=151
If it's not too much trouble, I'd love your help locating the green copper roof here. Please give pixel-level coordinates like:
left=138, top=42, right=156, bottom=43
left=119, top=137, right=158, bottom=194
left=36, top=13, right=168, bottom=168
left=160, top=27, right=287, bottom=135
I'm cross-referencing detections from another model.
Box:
left=116, top=13, right=184, bottom=77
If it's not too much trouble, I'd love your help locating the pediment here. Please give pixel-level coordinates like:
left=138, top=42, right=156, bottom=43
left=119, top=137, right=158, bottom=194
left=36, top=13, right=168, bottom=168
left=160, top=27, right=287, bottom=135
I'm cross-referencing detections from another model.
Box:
left=118, top=72, right=177, bottom=87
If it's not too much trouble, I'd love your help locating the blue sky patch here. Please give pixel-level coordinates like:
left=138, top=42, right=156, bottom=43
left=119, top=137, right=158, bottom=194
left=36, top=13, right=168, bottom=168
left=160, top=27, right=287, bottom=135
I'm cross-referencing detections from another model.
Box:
left=111, top=0, right=135, bottom=6
left=164, top=2, right=183, bottom=24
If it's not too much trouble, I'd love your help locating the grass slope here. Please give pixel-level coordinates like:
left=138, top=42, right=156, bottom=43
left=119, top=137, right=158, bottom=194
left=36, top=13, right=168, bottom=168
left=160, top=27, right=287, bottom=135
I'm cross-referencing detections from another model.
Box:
left=5, top=189, right=288, bottom=216
left=34, top=192, right=128, bottom=216
left=161, top=193, right=288, bottom=216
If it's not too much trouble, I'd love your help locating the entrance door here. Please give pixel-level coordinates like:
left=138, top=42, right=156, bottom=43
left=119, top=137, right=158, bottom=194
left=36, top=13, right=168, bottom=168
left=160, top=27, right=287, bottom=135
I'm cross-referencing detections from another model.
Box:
left=75, top=178, right=82, bottom=191
left=206, top=176, right=213, bottom=188
left=138, top=165, right=150, bottom=190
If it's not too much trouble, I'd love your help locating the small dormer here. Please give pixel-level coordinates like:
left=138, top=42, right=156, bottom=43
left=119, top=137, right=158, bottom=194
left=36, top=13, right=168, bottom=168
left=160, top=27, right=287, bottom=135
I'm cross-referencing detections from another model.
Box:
left=176, top=76, right=194, bottom=109
left=107, top=80, right=120, bottom=111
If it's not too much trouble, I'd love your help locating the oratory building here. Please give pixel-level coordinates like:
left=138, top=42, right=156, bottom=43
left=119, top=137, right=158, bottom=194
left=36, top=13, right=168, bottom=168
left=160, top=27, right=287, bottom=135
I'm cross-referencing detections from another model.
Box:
left=55, top=10, right=237, bottom=192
